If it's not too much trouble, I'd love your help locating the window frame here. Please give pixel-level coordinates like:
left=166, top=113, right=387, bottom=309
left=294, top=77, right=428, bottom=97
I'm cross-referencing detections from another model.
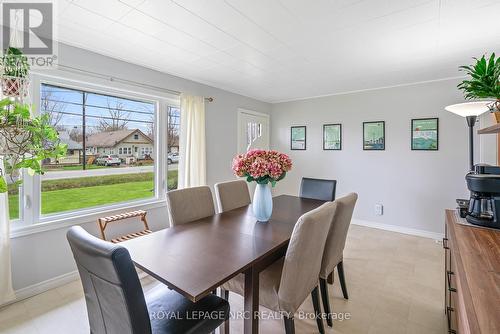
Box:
left=10, top=73, right=179, bottom=237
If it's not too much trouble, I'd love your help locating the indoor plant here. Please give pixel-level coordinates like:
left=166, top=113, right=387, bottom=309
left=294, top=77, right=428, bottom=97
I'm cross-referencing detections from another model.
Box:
left=1, top=47, right=30, bottom=97
left=458, top=53, right=500, bottom=120
left=232, top=149, right=292, bottom=222
left=0, top=97, right=67, bottom=193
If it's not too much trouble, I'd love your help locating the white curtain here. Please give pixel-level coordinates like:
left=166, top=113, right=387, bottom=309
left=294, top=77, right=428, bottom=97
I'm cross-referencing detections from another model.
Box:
left=0, top=156, right=15, bottom=304
left=178, top=94, right=206, bottom=188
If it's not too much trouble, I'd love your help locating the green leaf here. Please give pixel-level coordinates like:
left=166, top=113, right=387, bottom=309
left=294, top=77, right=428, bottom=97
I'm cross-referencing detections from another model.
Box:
left=0, top=97, right=11, bottom=109
left=458, top=53, right=500, bottom=100
left=14, top=103, right=30, bottom=118
left=0, top=177, right=7, bottom=193
left=1, top=47, right=30, bottom=77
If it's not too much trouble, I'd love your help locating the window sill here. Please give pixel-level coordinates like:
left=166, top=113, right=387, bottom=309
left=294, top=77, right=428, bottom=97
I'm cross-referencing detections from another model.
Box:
left=10, top=199, right=167, bottom=239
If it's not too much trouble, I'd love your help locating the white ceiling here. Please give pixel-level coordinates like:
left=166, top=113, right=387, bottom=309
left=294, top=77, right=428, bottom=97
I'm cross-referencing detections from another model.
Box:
left=51, top=0, right=500, bottom=102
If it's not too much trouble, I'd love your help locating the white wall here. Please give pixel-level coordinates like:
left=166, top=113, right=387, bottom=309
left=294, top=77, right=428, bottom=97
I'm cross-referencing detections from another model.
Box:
left=9, top=43, right=271, bottom=292
left=270, top=79, right=490, bottom=235
left=9, top=45, right=497, bottom=296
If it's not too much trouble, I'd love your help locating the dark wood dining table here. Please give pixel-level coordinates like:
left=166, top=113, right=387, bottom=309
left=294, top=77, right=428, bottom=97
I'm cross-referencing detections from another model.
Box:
left=122, top=195, right=325, bottom=334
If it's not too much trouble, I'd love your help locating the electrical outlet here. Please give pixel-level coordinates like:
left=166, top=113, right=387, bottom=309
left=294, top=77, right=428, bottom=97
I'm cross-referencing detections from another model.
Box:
left=375, top=204, right=383, bottom=216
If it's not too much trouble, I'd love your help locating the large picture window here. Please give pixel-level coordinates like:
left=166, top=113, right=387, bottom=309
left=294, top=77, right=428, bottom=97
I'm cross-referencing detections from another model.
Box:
left=37, top=83, right=157, bottom=216
left=8, top=77, right=180, bottom=234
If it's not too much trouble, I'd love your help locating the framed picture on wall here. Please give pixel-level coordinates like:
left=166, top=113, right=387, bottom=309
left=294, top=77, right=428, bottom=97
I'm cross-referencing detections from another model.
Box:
left=363, top=121, right=385, bottom=150
left=323, top=124, right=342, bottom=150
left=290, top=126, right=306, bottom=150
left=411, top=118, right=439, bottom=150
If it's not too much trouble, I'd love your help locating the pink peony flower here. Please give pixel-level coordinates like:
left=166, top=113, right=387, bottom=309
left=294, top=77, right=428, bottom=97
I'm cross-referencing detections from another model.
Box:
left=231, top=149, right=292, bottom=186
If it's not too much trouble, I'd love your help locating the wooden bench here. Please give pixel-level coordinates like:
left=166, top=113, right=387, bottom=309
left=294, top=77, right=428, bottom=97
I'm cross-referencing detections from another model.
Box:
left=97, top=210, right=151, bottom=243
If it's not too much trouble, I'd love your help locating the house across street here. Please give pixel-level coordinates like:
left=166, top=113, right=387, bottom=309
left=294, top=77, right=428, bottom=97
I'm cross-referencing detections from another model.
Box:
left=86, top=129, right=154, bottom=160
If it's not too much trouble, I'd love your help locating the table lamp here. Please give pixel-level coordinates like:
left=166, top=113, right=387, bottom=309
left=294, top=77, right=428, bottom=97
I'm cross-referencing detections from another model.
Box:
left=445, top=101, right=494, bottom=170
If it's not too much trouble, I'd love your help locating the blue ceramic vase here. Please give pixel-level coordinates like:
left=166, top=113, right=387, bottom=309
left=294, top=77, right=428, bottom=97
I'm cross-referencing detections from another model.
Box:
left=252, top=183, right=273, bottom=222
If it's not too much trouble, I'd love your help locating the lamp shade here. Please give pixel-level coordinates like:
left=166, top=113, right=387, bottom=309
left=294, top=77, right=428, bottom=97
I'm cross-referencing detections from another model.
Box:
left=444, top=101, right=493, bottom=117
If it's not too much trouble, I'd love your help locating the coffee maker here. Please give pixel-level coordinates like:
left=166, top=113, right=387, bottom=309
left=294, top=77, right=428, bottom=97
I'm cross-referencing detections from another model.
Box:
left=466, top=164, right=500, bottom=229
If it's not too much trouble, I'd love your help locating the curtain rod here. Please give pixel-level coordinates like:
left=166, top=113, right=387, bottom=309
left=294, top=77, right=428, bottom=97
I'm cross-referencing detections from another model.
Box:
left=53, top=64, right=214, bottom=102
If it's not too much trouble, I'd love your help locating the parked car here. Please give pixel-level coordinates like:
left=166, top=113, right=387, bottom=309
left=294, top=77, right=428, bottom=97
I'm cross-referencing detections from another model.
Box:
left=96, top=155, right=121, bottom=166
left=167, top=152, right=179, bottom=164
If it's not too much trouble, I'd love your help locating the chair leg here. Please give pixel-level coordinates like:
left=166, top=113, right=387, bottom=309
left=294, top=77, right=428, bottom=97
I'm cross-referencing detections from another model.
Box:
left=319, top=278, right=332, bottom=327
left=221, top=289, right=229, bottom=300
left=311, top=286, right=325, bottom=334
left=219, top=289, right=230, bottom=334
left=283, top=316, right=295, bottom=334
left=337, top=261, right=349, bottom=299
left=327, top=271, right=334, bottom=284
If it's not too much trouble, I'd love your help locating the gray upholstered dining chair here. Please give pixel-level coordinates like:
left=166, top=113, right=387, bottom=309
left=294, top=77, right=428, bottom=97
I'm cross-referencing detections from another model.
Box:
left=214, top=180, right=251, bottom=212
left=166, top=186, right=215, bottom=226
left=66, top=226, right=229, bottom=334
left=220, top=201, right=338, bottom=334
left=319, top=192, right=358, bottom=327
left=299, top=177, right=337, bottom=201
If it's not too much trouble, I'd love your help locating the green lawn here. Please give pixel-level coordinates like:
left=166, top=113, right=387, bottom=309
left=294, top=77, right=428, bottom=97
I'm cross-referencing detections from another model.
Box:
left=41, top=180, right=154, bottom=215
left=8, top=194, right=19, bottom=220
left=8, top=170, right=178, bottom=220
left=8, top=180, right=154, bottom=219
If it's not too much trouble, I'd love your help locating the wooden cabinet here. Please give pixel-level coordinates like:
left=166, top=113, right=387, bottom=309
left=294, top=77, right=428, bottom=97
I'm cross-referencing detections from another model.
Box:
left=444, top=210, right=500, bottom=334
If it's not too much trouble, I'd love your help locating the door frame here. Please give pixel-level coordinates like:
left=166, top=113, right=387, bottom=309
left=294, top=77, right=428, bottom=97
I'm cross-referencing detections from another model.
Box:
left=237, top=108, right=270, bottom=153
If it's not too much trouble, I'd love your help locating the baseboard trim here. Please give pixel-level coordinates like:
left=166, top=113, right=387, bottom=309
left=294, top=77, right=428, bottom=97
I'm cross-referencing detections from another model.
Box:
left=1, top=270, right=79, bottom=308
left=352, top=218, right=444, bottom=240
left=3, top=268, right=148, bottom=308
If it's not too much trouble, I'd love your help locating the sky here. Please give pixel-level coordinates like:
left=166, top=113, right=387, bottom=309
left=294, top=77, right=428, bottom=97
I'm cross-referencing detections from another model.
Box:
left=40, top=83, right=157, bottom=136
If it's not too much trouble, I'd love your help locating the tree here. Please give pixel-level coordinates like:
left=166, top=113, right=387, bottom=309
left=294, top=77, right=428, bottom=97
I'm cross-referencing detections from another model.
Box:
left=167, top=107, right=180, bottom=152
left=97, top=99, right=130, bottom=132
left=146, top=114, right=155, bottom=139
left=69, top=126, right=83, bottom=142
left=40, top=90, right=65, bottom=128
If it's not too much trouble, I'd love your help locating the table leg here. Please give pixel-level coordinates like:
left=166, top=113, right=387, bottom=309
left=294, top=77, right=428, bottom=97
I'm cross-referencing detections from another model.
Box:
left=244, top=266, right=259, bottom=334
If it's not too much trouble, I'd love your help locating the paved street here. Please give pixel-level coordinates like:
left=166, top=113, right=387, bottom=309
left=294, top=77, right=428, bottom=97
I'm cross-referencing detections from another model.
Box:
left=42, top=163, right=178, bottom=180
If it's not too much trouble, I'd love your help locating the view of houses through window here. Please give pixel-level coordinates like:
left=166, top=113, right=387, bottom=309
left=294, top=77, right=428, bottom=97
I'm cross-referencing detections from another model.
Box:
left=8, top=83, right=181, bottom=220
left=38, top=83, right=157, bottom=216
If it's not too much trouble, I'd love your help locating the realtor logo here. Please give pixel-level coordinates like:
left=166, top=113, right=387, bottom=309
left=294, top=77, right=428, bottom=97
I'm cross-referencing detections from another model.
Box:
left=1, top=1, right=58, bottom=67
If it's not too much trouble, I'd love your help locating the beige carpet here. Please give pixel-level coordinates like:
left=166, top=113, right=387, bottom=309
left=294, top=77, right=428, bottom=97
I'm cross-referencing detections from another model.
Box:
left=0, top=224, right=446, bottom=334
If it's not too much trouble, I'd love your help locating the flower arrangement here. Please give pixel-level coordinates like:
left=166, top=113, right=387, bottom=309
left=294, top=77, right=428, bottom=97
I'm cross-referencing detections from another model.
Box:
left=232, top=149, right=292, bottom=186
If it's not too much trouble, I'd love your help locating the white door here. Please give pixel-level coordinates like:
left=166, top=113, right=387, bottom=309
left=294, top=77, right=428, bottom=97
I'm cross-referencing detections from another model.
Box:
left=237, top=109, right=270, bottom=154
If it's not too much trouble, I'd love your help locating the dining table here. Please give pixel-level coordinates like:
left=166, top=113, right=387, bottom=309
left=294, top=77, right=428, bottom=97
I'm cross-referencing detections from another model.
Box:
left=122, top=194, right=325, bottom=334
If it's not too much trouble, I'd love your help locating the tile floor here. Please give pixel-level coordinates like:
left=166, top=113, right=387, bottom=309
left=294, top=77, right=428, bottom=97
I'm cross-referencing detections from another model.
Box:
left=0, top=225, right=446, bottom=334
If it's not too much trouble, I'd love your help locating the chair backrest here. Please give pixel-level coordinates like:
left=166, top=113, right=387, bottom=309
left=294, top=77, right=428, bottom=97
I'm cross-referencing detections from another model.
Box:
left=278, top=201, right=337, bottom=314
left=166, top=186, right=216, bottom=226
left=320, top=193, right=358, bottom=279
left=214, top=180, right=251, bottom=212
left=299, top=177, right=337, bottom=201
left=66, top=226, right=151, bottom=334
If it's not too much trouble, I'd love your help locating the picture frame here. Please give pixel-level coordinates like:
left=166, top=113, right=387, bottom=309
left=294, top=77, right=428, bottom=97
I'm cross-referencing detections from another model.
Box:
left=323, top=124, right=342, bottom=150
left=411, top=118, right=439, bottom=151
left=363, top=121, right=385, bottom=150
left=290, top=126, right=306, bottom=150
